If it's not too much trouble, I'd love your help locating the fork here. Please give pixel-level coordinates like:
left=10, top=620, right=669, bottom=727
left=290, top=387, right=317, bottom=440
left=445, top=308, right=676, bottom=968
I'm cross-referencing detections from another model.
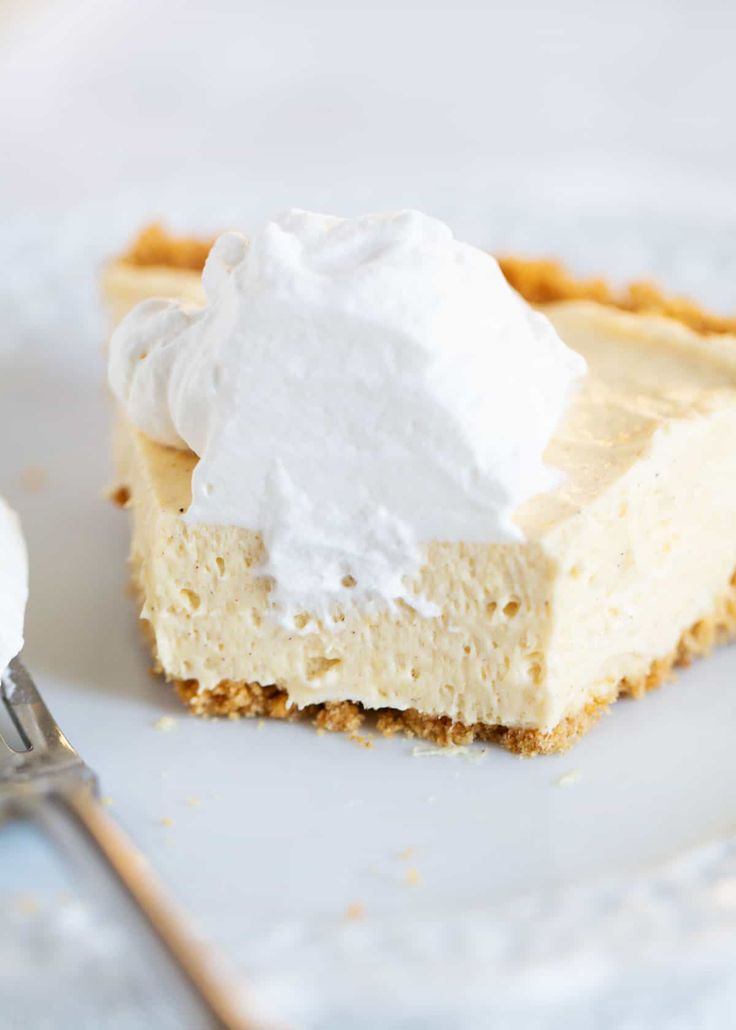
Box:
left=0, top=657, right=253, bottom=1029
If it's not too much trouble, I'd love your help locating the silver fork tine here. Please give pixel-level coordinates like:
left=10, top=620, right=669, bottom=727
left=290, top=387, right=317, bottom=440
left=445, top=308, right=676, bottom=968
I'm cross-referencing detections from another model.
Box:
left=1, top=657, right=76, bottom=757
left=0, top=731, right=16, bottom=760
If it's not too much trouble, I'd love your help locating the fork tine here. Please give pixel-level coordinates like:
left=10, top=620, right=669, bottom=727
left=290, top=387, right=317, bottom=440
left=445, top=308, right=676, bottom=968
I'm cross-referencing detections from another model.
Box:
left=0, top=731, right=17, bottom=759
left=1, top=658, right=76, bottom=757
left=1, top=661, right=250, bottom=1026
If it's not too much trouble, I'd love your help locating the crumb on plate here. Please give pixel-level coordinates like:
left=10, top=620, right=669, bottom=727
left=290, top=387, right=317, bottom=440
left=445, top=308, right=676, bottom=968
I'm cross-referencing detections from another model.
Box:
left=153, top=715, right=177, bottom=732
left=19, top=466, right=48, bottom=493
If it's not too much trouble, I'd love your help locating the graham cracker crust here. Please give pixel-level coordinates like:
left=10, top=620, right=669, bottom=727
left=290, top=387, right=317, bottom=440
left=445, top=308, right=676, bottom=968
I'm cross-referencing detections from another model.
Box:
left=122, top=223, right=214, bottom=272
left=121, top=223, right=736, bottom=337
left=116, top=223, right=736, bottom=754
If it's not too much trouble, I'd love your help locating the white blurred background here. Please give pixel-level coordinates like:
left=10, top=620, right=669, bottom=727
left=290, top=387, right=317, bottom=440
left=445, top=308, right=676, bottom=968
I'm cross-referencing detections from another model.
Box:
left=2, top=4, right=736, bottom=1027
left=1, top=0, right=735, bottom=301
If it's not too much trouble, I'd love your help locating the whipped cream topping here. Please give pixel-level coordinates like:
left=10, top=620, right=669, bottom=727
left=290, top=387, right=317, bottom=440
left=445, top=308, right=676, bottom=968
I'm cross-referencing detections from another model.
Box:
left=109, top=209, right=586, bottom=624
left=0, top=497, right=28, bottom=670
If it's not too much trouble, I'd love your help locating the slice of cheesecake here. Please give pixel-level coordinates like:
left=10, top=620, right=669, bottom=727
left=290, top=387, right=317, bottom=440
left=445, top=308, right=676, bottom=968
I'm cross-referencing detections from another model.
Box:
left=103, top=225, right=736, bottom=754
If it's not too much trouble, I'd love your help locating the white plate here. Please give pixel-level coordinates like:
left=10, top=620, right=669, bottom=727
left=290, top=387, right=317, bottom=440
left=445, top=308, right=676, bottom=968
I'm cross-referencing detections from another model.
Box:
left=3, top=209, right=736, bottom=1029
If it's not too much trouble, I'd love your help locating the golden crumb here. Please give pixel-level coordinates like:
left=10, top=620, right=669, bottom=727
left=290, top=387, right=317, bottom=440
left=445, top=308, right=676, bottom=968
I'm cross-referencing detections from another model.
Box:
left=405, top=867, right=421, bottom=887
left=109, top=484, right=131, bottom=508
left=159, top=817, right=175, bottom=828
left=121, top=223, right=215, bottom=271
left=556, top=769, right=582, bottom=788
left=153, top=715, right=177, bottom=732
left=185, top=797, right=202, bottom=807
left=398, top=847, right=415, bottom=861
left=345, top=902, right=366, bottom=921
left=315, top=700, right=365, bottom=734
left=19, top=466, right=48, bottom=493
left=350, top=732, right=374, bottom=750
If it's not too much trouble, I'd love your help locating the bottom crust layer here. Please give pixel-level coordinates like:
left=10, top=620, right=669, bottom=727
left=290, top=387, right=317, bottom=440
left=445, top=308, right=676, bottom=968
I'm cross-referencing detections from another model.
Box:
left=158, top=571, right=736, bottom=756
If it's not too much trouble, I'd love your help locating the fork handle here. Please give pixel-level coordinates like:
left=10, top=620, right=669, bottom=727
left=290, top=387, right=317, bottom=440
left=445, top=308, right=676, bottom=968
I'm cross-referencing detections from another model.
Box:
left=30, top=785, right=254, bottom=1030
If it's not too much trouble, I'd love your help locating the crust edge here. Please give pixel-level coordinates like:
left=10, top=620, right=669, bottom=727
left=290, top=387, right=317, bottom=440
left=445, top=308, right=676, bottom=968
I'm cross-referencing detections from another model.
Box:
left=118, top=223, right=736, bottom=337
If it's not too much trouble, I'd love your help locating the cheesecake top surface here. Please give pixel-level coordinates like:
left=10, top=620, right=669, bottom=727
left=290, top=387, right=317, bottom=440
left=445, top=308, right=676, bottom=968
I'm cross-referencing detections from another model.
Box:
left=111, top=220, right=736, bottom=544
left=130, top=298, right=736, bottom=544
left=517, top=301, right=736, bottom=536
left=110, top=218, right=736, bottom=553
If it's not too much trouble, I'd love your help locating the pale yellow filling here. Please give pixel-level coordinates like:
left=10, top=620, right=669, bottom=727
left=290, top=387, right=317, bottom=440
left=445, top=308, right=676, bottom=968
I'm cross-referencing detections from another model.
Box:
left=105, top=261, right=736, bottom=732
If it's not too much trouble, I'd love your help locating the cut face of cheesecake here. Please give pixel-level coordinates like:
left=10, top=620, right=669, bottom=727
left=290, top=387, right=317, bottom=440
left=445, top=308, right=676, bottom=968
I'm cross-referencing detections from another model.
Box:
left=103, top=226, right=736, bottom=754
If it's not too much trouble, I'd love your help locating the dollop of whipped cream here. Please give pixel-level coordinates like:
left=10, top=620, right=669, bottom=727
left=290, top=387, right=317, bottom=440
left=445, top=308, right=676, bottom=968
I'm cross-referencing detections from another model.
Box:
left=109, top=210, right=586, bottom=625
left=0, top=497, right=28, bottom=669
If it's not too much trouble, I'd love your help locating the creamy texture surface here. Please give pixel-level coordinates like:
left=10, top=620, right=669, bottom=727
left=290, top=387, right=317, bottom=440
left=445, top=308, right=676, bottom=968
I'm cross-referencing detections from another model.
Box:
left=108, top=210, right=585, bottom=625
left=0, top=497, right=27, bottom=672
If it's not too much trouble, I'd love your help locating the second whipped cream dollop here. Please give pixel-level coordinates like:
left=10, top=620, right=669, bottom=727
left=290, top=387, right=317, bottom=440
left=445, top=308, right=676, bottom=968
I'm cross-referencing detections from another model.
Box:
left=109, top=210, right=586, bottom=624
left=0, top=496, right=28, bottom=670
